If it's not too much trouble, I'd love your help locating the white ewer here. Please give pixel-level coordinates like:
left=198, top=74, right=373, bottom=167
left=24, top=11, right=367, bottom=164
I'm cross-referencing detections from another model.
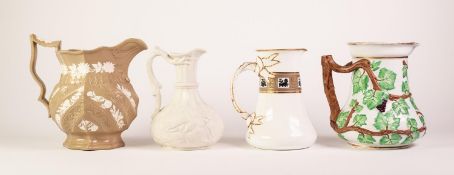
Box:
left=147, top=47, right=223, bottom=150
left=231, top=48, right=317, bottom=150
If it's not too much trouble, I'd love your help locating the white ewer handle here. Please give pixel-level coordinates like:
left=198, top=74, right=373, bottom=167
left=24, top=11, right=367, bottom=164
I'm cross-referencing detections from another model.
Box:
left=147, top=47, right=193, bottom=118
left=147, top=52, right=163, bottom=119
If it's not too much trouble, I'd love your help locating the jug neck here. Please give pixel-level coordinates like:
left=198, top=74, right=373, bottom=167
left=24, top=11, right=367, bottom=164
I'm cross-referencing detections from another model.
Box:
left=256, top=48, right=307, bottom=72
left=171, top=87, right=203, bottom=102
left=175, top=59, right=199, bottom=88
left=348, top=42, right=418, bottom=58
left=347, top=42, right=417, bottom=95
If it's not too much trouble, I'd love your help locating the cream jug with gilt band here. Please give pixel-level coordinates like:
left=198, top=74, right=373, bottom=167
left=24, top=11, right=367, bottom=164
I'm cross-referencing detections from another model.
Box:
left=29, top=34, right=147, bottom=150
left=321, top=42, right=426, bottom=149
left=231, top=48, right=317, bottom=150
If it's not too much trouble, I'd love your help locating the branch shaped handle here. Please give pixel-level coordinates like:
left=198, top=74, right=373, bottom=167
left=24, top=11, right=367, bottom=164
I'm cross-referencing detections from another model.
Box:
left=321, top=55, right=379, bottom=129
left=29, top=34, right=61, bottom=118
left=230, top=61, right=259, bottom=120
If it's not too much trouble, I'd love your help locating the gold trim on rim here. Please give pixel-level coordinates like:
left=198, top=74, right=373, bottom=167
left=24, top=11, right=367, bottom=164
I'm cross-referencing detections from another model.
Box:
left=256, top=48, right=307, bottom=52
left=348, top=42, right=419, bottom=46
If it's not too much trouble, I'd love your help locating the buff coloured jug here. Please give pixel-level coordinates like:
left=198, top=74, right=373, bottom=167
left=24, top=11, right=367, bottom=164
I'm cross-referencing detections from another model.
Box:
left=29, top=34, right=147, bottom=150
left=231, top=48, right=317, bottom=150
left=321, top=42, right=426, bottom=148
left=147, top=47, right=223, bottom=150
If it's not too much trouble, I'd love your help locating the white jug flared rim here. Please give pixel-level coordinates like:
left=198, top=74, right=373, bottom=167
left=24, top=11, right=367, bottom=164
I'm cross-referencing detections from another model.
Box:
left=348, top=42, right=418, bottom=58
left=256, top=48, right=307, bottom=52
left=348, top=42, right=419, bottom=46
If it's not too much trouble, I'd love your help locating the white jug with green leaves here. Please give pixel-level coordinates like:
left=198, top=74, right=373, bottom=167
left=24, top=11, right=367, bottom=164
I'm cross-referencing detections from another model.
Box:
left=322, top=42, right=426, bottom=148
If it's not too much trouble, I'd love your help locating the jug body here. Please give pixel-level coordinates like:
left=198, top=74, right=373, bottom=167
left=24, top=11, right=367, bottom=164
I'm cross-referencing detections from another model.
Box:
left=231, top=49, right=317, bottom=150
left=322, top=42, right=426, bottom=148
left=148, top=47, right=223, bottom=150
left=30, top=34, right=147, bottom=150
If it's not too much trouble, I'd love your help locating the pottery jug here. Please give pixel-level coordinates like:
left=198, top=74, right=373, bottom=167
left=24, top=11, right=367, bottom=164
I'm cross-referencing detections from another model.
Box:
left=29, top=34, right=147, bottom=150
left=321, top=42, right=426, bottom=148
left=231, top=48, right=317, bottom=150
left=147, top=47, right=223, bottom=150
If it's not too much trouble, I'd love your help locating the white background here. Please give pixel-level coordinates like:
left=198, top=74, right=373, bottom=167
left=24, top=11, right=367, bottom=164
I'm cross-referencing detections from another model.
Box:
left=0, top=0, right=453, bottom=174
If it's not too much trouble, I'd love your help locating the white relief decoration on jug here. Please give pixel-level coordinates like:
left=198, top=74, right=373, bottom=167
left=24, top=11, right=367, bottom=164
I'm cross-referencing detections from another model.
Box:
left=166, top=116, right=214, bottom=144
left=87, top=91, right=125, bottom=128
left=54, top=86, right=84, bottom=128
left=92, top=62, right=115, bottom=73
left=60, top=64, right=68, bottom=75
left=60, top=86, right=68, bottom=94
left=68, top=63, right=90, bottom=84
left=60, top=62, right=116, bottom=84
left=78, top=120, right=99, bottom=132
left=116, top=84, right=136, bottom=109
left=50, top=87, right=60, bottom=98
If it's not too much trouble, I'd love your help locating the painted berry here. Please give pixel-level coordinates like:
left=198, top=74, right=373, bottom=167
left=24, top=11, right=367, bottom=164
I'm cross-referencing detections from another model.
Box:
left=376, top=99, right=387, bottom=112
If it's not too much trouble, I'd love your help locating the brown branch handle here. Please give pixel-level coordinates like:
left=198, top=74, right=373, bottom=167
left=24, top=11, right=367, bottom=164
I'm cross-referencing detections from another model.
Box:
left=29, top=34, right=61, bottom=118
left=321, top=55, right=380, bottom=128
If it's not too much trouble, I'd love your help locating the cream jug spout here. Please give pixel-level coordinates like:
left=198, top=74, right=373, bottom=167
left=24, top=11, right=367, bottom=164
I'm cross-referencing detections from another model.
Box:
left=111, top=38, right=148, bottom=62
left=188, top=49, right=206, bottom=58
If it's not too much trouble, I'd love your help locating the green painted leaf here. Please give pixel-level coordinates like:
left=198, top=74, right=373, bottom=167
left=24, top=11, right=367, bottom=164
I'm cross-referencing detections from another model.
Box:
left=401, top=81, right=409, bottom=93
left=392, top=99, right=410, bottom=115
left=354, top=104, right=364, bottom=113
left=390, top=134, right=403, bottom=144
left=374, top=111, right=400, bottom=131
left=338, top=133, right=347, bottom=141
left=401, top=131, right=420, bottom=144
left=379, top=134, right=402, bottom=145
left=403, top=64, right=408, bottom=78
left=349, top=99, right=357, bottom=107
left=336, top=111, right=349, bottom=128
left=350, top=99, right=363, bottom=112
left=404, top=118, right=420, bottom=144
left=419, top=116, right=425, bottom=125
left=379, top=136, right=388, bottom=145
left=371, top=60, right=382, bottom=71
left=353, top=114, right=367, bottom=127
left=387, top=112, right=401, bottom=130
left=410, top=97, right=419, bottom=110
left=401, top=136, right=413, bottom=144
left=358, top=133, right=376, bottom=144
left=352, top=69, right=369, bottom=94
left=412, top=130, right=420, bottom=140
left=378, top=68, right=397, bottom=90
left=374, top=112, right=387, bottom=130
left=407, top=118, right=418, bottom=128
left=362, top=90, right=389, bottom=109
